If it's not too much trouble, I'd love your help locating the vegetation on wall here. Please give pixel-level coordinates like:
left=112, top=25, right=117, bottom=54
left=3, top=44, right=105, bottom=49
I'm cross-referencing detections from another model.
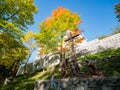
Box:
left=78, top=48, right=120, bottom=76
left=97, top=26, right=120, bottom=40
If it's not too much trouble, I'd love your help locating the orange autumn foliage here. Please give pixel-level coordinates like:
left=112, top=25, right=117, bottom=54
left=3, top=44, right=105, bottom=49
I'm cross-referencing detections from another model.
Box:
left=38, top=49, right=43, bottom=55
left=75, top=20, right=82, bottom=25
left=44, top=6, right=68, bottom=25
left=52, top=6, right=67, bottom=17
left=39, top=6, right=83, bottom=54
left=59, top=47, right=68, bottom=52
left=44, top=17, right=52, bottom=25
left=75, top=37, right=85, bottom=43
left=56, top=44, right=68, bottom=53
left=72, top=28, right=81, bottom=35
left=43, top=6, right=82, bottom=28
left=72, top=28, right=83, bottom=36
left=63, top=47, right=68, bottom=52
left=73, top=12, right=77, bottom=17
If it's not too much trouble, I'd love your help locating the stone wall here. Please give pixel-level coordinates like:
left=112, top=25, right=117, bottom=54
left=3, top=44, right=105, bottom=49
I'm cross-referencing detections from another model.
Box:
left=34, top=77, right=120, bottom=90
left=38, top=33, right=120, bottom=67
left=16, top=54, right=60, bottom=76
left=76, top=33, right=120, bottom=56
left=16, top=33, right=120, bottom=76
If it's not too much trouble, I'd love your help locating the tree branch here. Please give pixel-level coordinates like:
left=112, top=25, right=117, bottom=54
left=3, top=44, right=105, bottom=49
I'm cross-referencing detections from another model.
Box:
left=6, top=10, right=20, bottom=21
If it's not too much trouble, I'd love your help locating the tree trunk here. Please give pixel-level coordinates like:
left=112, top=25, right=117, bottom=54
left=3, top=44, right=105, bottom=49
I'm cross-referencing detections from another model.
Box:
left=10, top=60, right=20, bottom=77
left=23, top=53, right=31, bottom=73
left=23, top=48, right=36, bottom=73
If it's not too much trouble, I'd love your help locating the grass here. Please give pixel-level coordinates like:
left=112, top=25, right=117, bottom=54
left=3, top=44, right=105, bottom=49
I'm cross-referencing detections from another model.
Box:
left=77, top=48, right=120, bottom=61
left=78, top=48, right=120, bottom=76
left=0, top=48, right=120, bottom=89
left=0, top=65, right=61, bottom=90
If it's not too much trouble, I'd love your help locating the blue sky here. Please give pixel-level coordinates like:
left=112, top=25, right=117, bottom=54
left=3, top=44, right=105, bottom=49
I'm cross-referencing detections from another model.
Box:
left=28, top=0, right=120, bottom=62
left=29, top=0, right=120, bottom=40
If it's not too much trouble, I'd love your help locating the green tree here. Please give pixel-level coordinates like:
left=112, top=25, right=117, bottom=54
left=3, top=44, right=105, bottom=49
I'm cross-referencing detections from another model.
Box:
left=0, top=0, right=37, bottom=78
left=112, top=26, right=120, bottom=34
left=35, top=6, right=82, bottom=56
left=115, top=3, right=120, bottom=21
left=0, top=0, right=37, bottom=40
left=0, top=31, right=28, bottom=78
left=97, top=34, right=108, bottom=40
left=35, top=6, right=83, bottom=77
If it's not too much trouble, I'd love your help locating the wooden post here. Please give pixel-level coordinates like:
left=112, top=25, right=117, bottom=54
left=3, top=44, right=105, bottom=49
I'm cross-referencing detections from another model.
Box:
left=65, top=31, right=81, bottom=75
left=70, top=32, right=77, bottom=61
